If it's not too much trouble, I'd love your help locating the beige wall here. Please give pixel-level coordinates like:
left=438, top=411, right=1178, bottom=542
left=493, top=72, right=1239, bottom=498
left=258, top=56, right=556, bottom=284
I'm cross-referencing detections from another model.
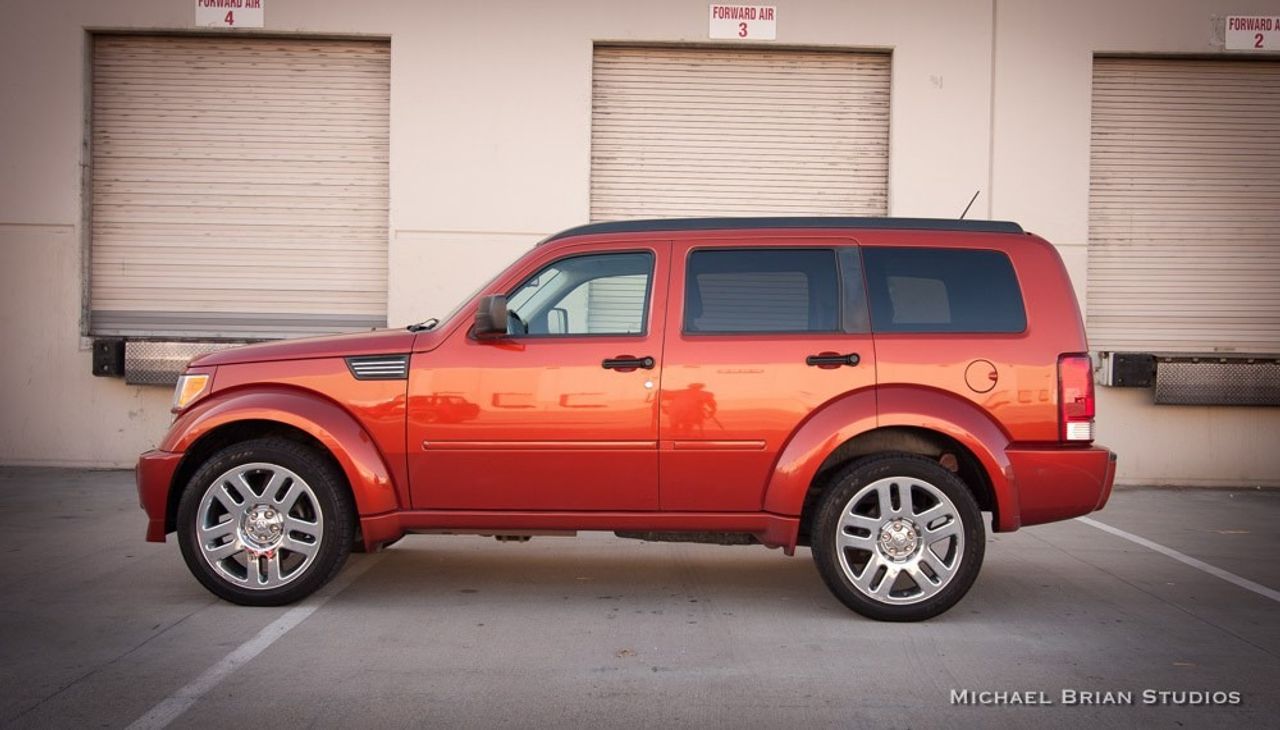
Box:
left=1, top=0, right=1276, bottom=484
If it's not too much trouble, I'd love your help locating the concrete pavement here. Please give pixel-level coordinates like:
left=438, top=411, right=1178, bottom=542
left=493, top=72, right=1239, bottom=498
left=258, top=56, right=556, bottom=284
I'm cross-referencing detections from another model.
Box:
left=1, top=468, right=1276, bottom=728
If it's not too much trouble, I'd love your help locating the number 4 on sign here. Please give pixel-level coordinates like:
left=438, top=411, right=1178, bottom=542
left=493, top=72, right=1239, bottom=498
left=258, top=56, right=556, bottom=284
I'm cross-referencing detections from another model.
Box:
left=195, top=0, right=263, bottom=28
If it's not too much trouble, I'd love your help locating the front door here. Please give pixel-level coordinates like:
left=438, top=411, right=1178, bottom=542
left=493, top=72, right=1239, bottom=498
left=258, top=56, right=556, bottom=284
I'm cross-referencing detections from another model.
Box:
left=659, top=240, right=878, bottom=511
left=408, top=245, right=669, bottom=511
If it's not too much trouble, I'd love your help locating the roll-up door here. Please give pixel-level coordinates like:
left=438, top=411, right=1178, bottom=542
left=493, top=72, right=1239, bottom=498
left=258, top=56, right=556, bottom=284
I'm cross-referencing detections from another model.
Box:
left=1088, top=57, right=1280, bottom=354
left=590, top=46, right=890, bottom=222
left=587, top=276, right=648, bottom=333
left=90, top=35, right=390, bottom=339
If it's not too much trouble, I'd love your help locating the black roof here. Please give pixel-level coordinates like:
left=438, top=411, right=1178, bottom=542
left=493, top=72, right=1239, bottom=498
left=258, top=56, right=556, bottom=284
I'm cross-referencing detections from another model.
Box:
left=542, top=216, right=1024, bottom=243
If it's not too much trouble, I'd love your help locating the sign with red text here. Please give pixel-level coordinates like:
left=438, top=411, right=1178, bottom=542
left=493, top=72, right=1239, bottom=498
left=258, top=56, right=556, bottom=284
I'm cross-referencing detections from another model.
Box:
left=1226, top=15, right=1279, bottom=50
left=196, top=0, right=264, bottom=28
left=709, top=5, right=777, bottom=40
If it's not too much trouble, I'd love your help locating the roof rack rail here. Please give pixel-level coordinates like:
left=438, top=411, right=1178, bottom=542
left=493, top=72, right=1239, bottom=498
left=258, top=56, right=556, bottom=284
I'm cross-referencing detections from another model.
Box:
left=542, top=216, right=1024, bottom=243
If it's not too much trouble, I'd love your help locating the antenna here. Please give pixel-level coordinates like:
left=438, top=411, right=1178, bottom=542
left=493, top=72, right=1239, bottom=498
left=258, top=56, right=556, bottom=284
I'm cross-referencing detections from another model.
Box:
left=959, top=190, right=981, bottom=219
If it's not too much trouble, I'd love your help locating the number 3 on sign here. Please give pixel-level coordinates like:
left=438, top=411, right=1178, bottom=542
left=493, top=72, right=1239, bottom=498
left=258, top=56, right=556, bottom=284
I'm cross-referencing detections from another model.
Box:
left=709, top=5, right=778, bottom=40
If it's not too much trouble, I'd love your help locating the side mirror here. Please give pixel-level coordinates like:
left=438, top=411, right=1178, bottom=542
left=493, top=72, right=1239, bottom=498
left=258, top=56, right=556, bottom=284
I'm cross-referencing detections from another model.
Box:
left=474, top=295, right=508, bottom=339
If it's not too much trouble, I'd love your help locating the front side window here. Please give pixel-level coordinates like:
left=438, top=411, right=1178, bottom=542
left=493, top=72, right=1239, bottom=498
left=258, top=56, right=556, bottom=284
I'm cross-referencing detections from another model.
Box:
left=506, top=252, right=653, bottom=336
left=863, top=247, right=1026, bottom=333
left=684, top=249, right=841, bottom=333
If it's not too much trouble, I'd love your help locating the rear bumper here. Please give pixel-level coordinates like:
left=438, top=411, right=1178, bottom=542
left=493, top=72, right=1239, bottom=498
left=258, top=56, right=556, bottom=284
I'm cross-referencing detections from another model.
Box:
left=137, top=450, right=182, bottom=542
left=1009, top=445, right=1117, bottom=528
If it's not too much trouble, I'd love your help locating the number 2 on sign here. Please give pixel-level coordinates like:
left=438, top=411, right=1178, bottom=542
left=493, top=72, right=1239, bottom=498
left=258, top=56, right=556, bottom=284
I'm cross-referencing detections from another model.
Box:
left=224, top=11, right=234, bottom=26
left=738, top=22, right=748, bottom=37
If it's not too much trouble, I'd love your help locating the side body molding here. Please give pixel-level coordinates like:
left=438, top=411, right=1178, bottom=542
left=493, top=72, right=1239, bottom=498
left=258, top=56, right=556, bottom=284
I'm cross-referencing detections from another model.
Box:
left=164, top=387, right=401, bottom=518
left=762, top=386, right=1020, bottom=540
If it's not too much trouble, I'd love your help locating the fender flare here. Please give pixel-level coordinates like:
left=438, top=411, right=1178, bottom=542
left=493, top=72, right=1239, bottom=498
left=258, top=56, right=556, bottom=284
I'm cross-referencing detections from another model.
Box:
left=762, top=389, right=878, bottom=518
left=762, top=386, right=1020, bottom=540
left=163, top=386, right=401, bottom=517
left=876, top=385, right=1018, bottom=532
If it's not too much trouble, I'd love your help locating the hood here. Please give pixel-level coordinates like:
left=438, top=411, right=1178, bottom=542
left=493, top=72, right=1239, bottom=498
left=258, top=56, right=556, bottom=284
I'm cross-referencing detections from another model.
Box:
left=190, top=329, right=417, bottom=367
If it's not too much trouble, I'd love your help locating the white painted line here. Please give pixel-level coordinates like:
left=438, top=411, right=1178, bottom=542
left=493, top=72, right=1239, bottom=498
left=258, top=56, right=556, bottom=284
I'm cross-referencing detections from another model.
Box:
left=126, top=555, right=383, bottom=730
left=1077, top=516, right=1280, bottom=604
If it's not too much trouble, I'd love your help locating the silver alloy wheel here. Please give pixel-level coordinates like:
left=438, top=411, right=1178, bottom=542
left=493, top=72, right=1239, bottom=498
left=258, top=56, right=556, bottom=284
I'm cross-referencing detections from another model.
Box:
left=195, top=462, right=324, bottom=590
left=834, top=475, right=965, bottom=605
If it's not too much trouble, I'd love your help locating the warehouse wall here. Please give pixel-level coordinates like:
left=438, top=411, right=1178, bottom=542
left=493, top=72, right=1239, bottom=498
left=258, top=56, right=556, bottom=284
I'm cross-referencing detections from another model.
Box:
left=990, top=0, right=1280, bottom=485
left=0, top=0, right=1276, bottom=485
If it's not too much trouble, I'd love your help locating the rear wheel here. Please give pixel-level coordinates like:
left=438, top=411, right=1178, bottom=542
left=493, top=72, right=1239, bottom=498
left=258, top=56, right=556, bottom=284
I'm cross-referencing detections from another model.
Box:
left=811, top=453, right=985, bottom=621
left=176, top=438, right=355, bottom=606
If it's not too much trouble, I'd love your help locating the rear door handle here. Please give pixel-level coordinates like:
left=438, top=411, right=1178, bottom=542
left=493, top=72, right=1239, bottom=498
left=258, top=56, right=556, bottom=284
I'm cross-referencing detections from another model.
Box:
left=806, top=352, right=860, bottom=368
left=602, top=355, right=655, bottom=370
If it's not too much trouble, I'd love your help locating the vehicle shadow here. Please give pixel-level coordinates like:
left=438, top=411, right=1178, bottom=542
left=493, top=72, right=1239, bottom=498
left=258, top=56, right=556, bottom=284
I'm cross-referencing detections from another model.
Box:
left=330, top=532, right=1144, bottom=628
left=342, top=536, right=845, bottom=617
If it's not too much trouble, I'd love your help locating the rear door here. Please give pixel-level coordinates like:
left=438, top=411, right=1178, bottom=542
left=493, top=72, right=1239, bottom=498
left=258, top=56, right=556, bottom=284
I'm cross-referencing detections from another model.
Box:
left=658, top=239, right=877, bottom=511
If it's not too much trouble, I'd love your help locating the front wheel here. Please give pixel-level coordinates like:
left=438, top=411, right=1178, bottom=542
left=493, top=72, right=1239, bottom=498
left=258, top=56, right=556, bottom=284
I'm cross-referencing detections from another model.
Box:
left=176, top=438, right=355, bottom=606
left=811, top=453, right=985, bottom=621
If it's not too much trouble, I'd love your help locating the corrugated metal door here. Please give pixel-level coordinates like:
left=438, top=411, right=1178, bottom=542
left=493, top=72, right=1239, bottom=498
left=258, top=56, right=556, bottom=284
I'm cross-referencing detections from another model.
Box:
left=590, top=46, right=890, bottom=221
left=90, top=35, right=389, bottom=339
left=1088, top=58, right=1280, bottom=353
left=586, top=276, right=648, bottom=334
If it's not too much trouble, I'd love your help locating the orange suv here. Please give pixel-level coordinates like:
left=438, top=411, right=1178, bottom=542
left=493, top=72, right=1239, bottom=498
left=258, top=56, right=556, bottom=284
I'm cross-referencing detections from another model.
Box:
left=137, top=217, right=1116, bottom=621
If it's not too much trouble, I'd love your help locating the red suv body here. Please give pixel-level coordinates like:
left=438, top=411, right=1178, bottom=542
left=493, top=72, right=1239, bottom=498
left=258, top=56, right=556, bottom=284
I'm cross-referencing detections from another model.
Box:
left=137, top=218, right=1116, bottom=620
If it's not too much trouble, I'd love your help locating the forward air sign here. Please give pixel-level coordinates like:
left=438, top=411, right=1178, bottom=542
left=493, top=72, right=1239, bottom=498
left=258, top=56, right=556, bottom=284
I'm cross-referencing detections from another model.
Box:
left=195, top=0, right=265, bottom=28
left=709, top=5, right=777, bottom=40
left=1226, top=16, right=1279, bottom=50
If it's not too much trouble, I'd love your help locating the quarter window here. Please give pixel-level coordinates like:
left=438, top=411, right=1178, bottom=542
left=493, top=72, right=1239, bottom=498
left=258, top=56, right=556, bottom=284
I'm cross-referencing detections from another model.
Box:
left=684, top=250, right=841, bottom=333
left=863, top=247, right=1026, bottom=333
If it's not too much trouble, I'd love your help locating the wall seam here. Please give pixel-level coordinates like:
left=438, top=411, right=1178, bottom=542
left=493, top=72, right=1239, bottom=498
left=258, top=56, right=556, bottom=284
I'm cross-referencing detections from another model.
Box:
left=987, top=0, right=998, bottom=218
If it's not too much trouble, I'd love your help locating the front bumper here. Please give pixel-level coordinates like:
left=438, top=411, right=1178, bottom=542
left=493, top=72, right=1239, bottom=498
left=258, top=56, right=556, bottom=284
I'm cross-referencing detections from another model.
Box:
left=137, top=449, right=183, bottom=542
left=1009, top=445, right=1117, bottom=528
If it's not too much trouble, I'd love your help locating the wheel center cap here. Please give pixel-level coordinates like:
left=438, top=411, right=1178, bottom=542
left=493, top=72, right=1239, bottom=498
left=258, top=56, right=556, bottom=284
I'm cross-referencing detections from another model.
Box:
left=878, top=519, right=919, bottom=559
left=241, top=504, right=284, bottom=546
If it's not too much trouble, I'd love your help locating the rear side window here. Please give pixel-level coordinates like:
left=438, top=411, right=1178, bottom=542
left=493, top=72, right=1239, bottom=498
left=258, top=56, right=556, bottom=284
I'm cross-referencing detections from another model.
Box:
left=685, top=249, right=840, bottom=333
left=863, top=247, right=1026, bottom=333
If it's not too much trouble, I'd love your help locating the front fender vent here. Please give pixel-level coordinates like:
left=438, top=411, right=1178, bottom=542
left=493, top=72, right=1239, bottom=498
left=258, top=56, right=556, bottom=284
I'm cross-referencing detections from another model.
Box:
left=346, top=354, right=409, bottom=381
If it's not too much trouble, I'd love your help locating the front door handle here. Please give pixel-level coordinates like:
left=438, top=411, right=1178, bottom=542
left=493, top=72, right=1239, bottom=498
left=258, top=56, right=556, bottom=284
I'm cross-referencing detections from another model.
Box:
left=602, top=355, right=655, bottom=371
left=806, top=352, right=860, bottom=368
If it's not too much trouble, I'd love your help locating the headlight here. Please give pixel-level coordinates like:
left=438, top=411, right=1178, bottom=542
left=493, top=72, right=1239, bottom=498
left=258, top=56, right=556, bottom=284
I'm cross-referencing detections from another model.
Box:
left=172, top=373, right=211, bottom=412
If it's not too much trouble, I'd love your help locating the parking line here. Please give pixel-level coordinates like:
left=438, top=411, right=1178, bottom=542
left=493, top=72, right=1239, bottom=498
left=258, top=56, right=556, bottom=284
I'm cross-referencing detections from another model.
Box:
left=126, top=554, right=384, bottom=730
left=1077, top=516, right=1280, bottom=604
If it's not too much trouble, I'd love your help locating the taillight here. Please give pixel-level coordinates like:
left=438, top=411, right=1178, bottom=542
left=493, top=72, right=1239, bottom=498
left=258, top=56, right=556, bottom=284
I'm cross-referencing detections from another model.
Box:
left=1058, top=354, right=1095, bottom=442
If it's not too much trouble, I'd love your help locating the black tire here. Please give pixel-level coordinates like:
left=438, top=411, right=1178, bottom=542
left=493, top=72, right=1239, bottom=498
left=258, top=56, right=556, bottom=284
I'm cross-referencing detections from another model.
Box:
left=176, top=437, right=355, bottom=606
left=811, top=453, right=985, bottom=621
